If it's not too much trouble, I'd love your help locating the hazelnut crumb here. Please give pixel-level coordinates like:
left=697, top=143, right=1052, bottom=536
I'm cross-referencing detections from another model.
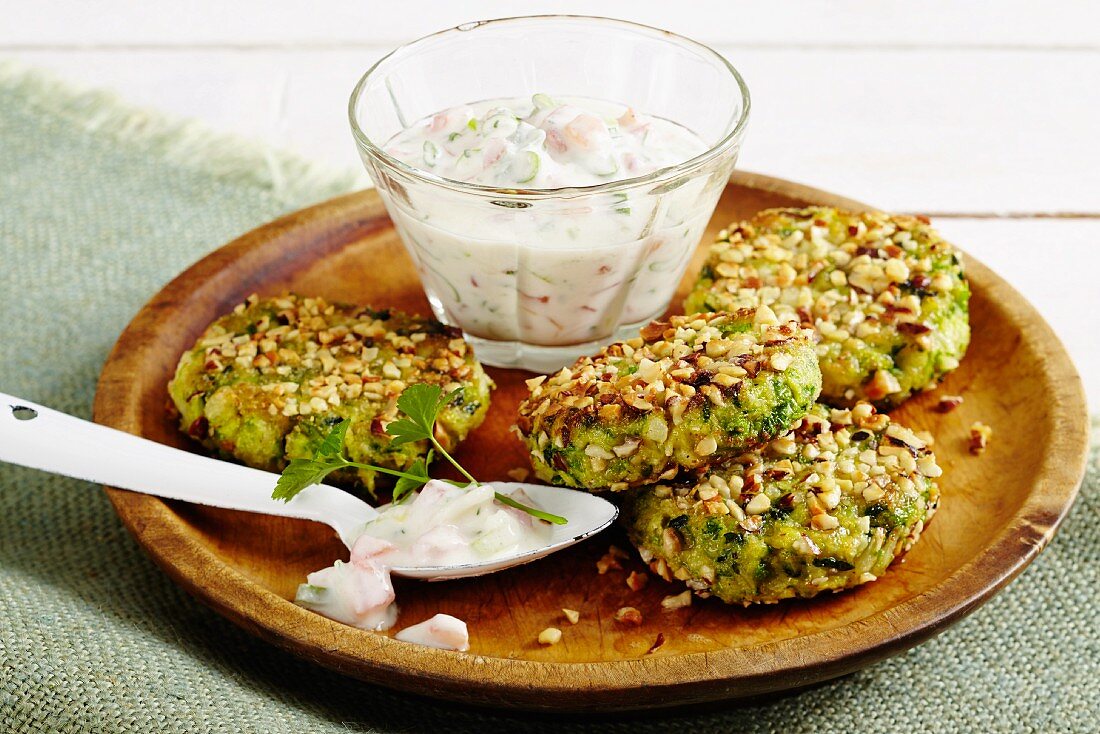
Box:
left=595, top=556, right=620, bottom=575
left=933, top=395, right=964, bottom=413
left=661, top=590, right=693, bottom=611
left=607, top=544, right=630, bottom=560
left=614, top=606, right=643, bottom=626
left=626, top=571, right=649, bottom=592
left=561, top=608, right=580, bottom=625
left=745, top=493, right=772, bottom=515
left=538, top=627, right=562, bottom=646
left=506, top=467, right=530, bottom=482
left=969, top=421, right=992, bottom=455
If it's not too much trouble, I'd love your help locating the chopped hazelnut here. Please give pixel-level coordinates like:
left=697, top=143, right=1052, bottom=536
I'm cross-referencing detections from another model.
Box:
left=506, top=467, right=530, bottom=482
left=933, top=395, right=964, bottom=413
left=614, top=607, right=643, bottom=626
left=744, top=493, right=772, bottom=515
left=661, top=590, right=693, bottom=611
left=695, top=436, right=718, bottom=457
left=596, top=554, right=622, bottom=575
left=626, top=571, right=649, bottom=592
left=538, top=627, right=562, bottom=646
left=969, top=421, right=992, bottom=455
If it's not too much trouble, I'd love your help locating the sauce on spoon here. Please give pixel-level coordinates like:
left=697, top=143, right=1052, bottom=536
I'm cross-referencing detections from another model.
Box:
left=295, top=479, right=553, bottom=641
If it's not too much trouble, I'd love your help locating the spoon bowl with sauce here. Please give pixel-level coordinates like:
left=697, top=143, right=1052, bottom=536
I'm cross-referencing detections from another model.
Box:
left=0, top=393, right=618, bottom=580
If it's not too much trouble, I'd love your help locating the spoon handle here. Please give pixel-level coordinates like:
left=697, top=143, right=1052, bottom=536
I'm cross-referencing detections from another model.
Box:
left=0, top=393, right=375, bottom=546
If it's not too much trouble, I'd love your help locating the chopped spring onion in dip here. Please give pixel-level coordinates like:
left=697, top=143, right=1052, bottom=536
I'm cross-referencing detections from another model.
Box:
left=294, top=480, right=553, bottom=635
left=384, top=94, right=706, bottom=189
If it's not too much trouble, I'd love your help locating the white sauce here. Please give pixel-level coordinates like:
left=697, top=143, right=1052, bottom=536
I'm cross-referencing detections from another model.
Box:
left=394, top=614, right=470, bottom=652
left=294, top=480, right=552, bottom=639
left=295, top=534, right=399, bottom=631
left=377, top=95, right=719, bottom=350
left=362, top=480, right=552, bottom=567
left=385, top=94, right=705, bottom=189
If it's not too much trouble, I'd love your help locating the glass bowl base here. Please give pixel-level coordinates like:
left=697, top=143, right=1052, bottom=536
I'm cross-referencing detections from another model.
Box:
left=464, top=313, right=662, bottom=374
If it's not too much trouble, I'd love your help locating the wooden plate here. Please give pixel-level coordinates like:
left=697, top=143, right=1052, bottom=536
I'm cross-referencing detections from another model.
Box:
left=93, top=172, right=1089, bottom=712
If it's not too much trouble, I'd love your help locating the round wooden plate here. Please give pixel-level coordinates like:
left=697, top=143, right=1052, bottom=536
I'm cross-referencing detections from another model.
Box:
left=93, top=172, right=1089, bottom=712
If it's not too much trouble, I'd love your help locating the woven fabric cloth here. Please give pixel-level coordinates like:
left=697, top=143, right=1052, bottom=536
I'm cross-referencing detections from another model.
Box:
left=1, top=65, right=1096, bottom=734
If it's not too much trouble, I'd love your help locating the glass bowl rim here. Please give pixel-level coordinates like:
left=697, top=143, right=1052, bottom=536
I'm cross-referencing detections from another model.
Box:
left=348, top=14, right=751, bottom=200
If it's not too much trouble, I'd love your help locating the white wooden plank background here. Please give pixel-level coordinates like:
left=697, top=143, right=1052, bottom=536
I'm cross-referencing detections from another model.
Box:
left=4, top=1, right=1097, bottom=48
left=5, top=1, right=1098, bottom=405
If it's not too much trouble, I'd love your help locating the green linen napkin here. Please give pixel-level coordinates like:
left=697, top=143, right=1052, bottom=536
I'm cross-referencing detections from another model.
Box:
left=1, top=64, right=1096, bottom=734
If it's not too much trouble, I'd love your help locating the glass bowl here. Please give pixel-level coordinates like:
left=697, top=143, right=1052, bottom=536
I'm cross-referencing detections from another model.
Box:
left=350, top=15, right=750, bottom=372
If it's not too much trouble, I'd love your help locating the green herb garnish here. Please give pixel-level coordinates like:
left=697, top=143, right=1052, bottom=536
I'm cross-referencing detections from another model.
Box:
left=513, top=151, right=540, bottom=184
left=272, top=383, right=565, bottom=524
left=385, top=384, right=478, bottom=485
left=392, top=451, right=432, bottom=504
left=422, top=140, right=439, bottom=167
left=272, top=418, right=432, bottom=502
left=532, top=93, right=555, bottom=111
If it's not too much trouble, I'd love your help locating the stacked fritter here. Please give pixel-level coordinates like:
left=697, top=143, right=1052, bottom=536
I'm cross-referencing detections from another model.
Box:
left=516, top=309, right=822, bottom=490
left=516, top=207, right=966, bottom=604
left=621, top=403, right=941, bottom=604
left=685, top=207, right=970, bottom=407
left=169, top=294, right=492, bottom=492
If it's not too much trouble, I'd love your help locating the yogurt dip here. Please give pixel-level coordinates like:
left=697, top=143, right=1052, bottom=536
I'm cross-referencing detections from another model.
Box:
left=295, top=535, right=399, bottom=631
left=294, top=480, right=552, bottom=637
left=384, top=95, right=706, bottom=189
left=361, top=480, right=553, bottom=567
left=373, top=94, right=722, bottom=362
left=394, top=614, right=470, bottom=651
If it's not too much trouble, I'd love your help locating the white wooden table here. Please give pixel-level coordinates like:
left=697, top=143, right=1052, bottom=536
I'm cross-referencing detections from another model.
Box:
left=6, top=0, right=1097, bottom=407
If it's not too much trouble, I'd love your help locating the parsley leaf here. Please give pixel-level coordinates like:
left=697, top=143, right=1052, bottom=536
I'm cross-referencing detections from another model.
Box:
left=316, top=419, right=351, bottom=460
left=273, top=382, right=568, bottom=525
left=271, top=420, right=352, bottom=501
left=273, top=457, right=345, bottom=501
left=392, top=450, right=432, bottom=503
left=386, top=384, right=460, bottom=446
left=382, top=417, right=430, bottom=446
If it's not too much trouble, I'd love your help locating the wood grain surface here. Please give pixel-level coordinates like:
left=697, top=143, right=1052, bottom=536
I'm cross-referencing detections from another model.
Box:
left=92, top=172, right=1089, bottom=711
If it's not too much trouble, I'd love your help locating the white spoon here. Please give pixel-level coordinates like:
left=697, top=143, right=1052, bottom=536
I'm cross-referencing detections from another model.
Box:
left=0, top=393, right=618, bottom=580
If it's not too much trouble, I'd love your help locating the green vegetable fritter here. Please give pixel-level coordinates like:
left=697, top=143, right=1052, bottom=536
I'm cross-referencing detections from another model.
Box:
left=515, top=308, right=822, bottom=490
left=621, top=402, right=941, bottom=605
left=168, top=294, right=492, bottom=493
left=684, top=207, right=970, bottom=408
